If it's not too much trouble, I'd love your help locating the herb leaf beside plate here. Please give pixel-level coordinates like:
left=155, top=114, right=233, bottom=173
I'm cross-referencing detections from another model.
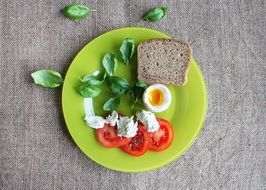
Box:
left=63, top=3, right=95, bottom=20
left=143, top=7, right=168, bottom=22
left=31, top=70, right=63, bottom=88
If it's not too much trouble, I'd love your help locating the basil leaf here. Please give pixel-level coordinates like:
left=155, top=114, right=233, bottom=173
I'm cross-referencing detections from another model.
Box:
left=119, top=38, right=135, bottom=65
left=102, top=53, right=117, bottom=76
left=78, top=83, right=100, bottom=97
left=131, top=81, right=147, bottom=109
left=81, top=72, right=106, bottom=85
left=143, top=7, right=167, bottom=22
left=63, top=4, right=95, bottom=20
left=31, top=70, right=63, bottom=88
left=106, top=76, right=130, bottom=95
left=103, top=96, right=121, bottom=111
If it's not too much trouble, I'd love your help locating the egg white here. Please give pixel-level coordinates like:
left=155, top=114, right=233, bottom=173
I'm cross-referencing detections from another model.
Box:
left=143, top=84, right=172, bottom=113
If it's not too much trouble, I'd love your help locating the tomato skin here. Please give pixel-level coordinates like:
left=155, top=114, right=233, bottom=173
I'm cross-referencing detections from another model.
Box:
left=148, top=118, right=174, bottom=152
left=120, top=125, right=150, bottom=156
left=96, top=124, right=131, bottom=148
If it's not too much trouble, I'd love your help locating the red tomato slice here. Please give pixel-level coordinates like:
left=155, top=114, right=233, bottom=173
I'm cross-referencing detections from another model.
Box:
left=120, top=125, right=150, bottom=156
left=96, top=124, right=131, bottom=148
left=148, top=118, right=174, bottom=151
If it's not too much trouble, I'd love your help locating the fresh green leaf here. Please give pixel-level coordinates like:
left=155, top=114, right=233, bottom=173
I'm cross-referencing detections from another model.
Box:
left=78, top=83, right=100, bottom=97
left=63, top=3, right=95, bottom=20
left=31, top=70, right=63, bottom=88
left=102, top=53, right=117, bottom=76
left=103, top=96, right=121, bottom=111
left=143, top=7, right=167, bottom=22
left=131, top=81, right=147, bottom=109
left=106, top=76, right=130, bottom=95
left=119, top=38, right=135, bottom=65
left=80, top=72, right=106, bottom=85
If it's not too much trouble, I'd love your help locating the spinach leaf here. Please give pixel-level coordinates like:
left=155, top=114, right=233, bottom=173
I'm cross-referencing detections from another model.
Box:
left=102, top=53, right=117, bottom=76
left=81, top=72, right=106, bottom=85
left=106, top=76, right=130, bottom=95
left=119, top=38, right=135, bottom=65
left=143, top=7, right=167, bottom=22
left=31, top=70, right=63, bottom=88
left=78, top=83, right=101, bottom=97
left=103, top=96, right=121, bottom=111
left=131, top=81, right=147, bottom=109
left=63, top=3, right=95, bottom=20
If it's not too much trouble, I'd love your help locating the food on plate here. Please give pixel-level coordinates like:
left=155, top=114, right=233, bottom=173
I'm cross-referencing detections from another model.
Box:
left=137, top=39, right=191, bottom=86
left=120, top=124, right=150, bottom=156
left=80, top=37, right=193, bottom=156
left=136, top=110, right=160, bottom=132
left=148, top=118, right=174, bottom=151
left=142, top=84, right=172, bottom=113
left=96, top=124, right=131, bottom=148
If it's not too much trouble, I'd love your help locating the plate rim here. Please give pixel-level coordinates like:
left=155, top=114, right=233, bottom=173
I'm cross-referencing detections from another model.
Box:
left=62, top=26, right=208, bottom=172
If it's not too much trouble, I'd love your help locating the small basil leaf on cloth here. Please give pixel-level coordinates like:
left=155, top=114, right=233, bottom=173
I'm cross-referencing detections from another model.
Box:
left=103, top=96, right=121, bottom=111
left=119, top=38, right=135, bottom=65
left=106, top=76, right=130, bottom=95
left=31, top=70, right=63, bottom=88
left=78, top=83, right=101, bottom=98
left=102, top=53, right=117, bottom=76
left=143, top=7, right=168, bottom=22
left=63, top=4, right=95, bottom=20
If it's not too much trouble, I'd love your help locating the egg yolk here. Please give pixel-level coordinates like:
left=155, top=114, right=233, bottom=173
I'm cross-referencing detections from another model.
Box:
left=148, top=89, right=164, bottom=106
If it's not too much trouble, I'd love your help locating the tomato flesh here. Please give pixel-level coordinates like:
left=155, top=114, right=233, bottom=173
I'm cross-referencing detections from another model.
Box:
left=120, top=125, right=149, bottom=156
left=96, top=124, right=131, bottom=148
left=148, top=118, right=174, bottom=151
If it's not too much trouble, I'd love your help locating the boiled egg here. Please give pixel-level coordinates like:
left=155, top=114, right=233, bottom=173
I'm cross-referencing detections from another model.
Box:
left=143, top=84, right=172, bottom=113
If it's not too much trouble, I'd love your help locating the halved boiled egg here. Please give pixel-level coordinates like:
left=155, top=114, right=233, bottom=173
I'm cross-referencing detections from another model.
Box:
left=143, top=84, right=172, bottom=113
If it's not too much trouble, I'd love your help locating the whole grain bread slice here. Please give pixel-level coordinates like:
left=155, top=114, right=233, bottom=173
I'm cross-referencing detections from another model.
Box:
left=137, top=39, right=192, bottom=86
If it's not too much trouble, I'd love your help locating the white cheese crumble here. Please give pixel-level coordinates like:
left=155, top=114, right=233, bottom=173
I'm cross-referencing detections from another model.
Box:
left=136, top=110, right=160, bottom=132
left=105, top=111, right=118, bottom=126
left=84, top=115, right=106, bottom=129
left=116, top=116, right=138, bottom=138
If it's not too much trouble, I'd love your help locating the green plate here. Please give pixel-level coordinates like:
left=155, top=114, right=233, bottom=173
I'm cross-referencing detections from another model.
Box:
left=62, top=27, right=207, bottom=172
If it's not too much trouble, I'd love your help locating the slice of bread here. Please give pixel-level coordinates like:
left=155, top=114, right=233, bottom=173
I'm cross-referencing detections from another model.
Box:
left=137, top=39, right=192, bottom=86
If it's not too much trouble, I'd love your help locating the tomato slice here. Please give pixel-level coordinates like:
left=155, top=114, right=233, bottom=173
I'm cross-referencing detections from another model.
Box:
left=120, top=125, right=149, bottom=156
left=148, top=118, right=174, bottom=151
left=96, top=124, right=131, bottom=148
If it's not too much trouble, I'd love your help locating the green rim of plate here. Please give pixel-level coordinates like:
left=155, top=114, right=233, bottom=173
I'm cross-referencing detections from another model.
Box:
left=62, top=27, right=207, bottom=172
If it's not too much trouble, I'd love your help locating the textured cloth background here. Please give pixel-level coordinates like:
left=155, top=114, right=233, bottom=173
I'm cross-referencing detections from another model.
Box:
left=0, top=0, right=265, bottom=189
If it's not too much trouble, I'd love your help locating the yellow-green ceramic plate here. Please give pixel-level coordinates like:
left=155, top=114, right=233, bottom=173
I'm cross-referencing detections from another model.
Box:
left=62, top=27, right=207, bottom=172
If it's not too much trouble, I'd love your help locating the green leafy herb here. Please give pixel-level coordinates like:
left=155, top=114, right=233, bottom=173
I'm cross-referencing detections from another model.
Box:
left=103, top=96, right=121, bottom=111
left=131, top=81, right=147, bottom=109
left=102, top=53, right=117, bottom=76
left=78, top=83, right=100, bottom=97
left=119, top=38, right=135, bottom=65
left=31, top=70, right=63, bottom=88
left=142, top=7, right=167, bottom=22
left=80, top=72, right=106, bottom=85
left=63, top=3, right=95, bottom=20
left=106, top=76, right=130, bottom=95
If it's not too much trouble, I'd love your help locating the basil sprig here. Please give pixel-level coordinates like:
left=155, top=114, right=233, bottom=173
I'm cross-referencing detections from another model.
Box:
left=102, top=53, right=117, bottom=76
left=78, top=83, right=101, bottom=98
left=31, top=70, right=63, bottom=88
left=131, top=81, right=147, bottom=109
left=143, top=7, right=168, bottom=22
left=103, top=96, right=121, bottom=111
left=119, top=38, right=135, bottom=65
left=80, top=72, right=106, bottom=85
left=106, top=76, right=130, bottom=95
left=63, top=4, right=95, bottom=20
